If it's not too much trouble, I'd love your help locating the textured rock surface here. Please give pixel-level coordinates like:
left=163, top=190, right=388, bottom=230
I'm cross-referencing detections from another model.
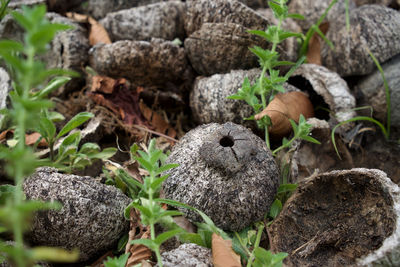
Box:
left=321, top=5, right=400, bottom=77
left=0, top=12, right=90, bottom=96
left=8, top=0, right=45, bottom=8
left=89, top=39, right=192, bottom=87
left=190, top=68, right=299, bottom=128
left=100, top=1, right=186, bottom=42
left=162, top=243, right=212, bottom=267
left=184, top=22, right=267, bottom=76
left=353, top=0, right=392, bottom=5
left=290, top=64, right=356, bottom=131
left=23, top=167, right=131, bottom=261
left=288, top=0, right=356, bottom=32
left=184, top=0, right=271, bottom=36
left=238, top=0, right=269, bottom=8
left=79, top=0, right=167, bottom=20
left=163, top=122, right=280, bottom=231
left=0, top=68, right=11, bottom=123
left=270, top=168, right=398, bottom=266
left=356, top=53, right=400, bottom=129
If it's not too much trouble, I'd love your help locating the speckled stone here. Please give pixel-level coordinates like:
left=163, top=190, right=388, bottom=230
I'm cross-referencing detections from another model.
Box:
left=23, top=167, right=131, bottom=262
left=184, top=0, right=271, bottom=36
left=163, top=122, right=280, bottom=231
left=353, top=0, right=392, bottom=6
left=321, top=5, right=400, bottom=77
left=190, top=68, right=299, bottom=128
left=89, top=38, right=192, bottom=87
left=288, top=0, right=356, bottom=32
left=162, top=243, right=212, bottom=267
left=100, top=1, right=186, bottom=42
left=237, top=0, right=269, bottom=8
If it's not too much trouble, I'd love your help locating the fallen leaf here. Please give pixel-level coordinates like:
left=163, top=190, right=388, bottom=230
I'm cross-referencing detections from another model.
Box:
left=212, top=233, right=241, bottom=267
left=139, top=102, right=177, bottom=139
left=255, top=91, right=314, bottom=137
left=0, top=130, right=48, bottom=147
left=66, top=12, right=111, bottom=45
left=126, top=228, right=152, bottom=266
left=0, top=130, right=11, bottom=142
left=306, top=22, right=330, bottom=65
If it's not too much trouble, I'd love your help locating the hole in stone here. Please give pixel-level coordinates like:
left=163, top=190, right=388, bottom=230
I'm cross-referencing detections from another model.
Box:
left=220, top=136, right=234, bottom=147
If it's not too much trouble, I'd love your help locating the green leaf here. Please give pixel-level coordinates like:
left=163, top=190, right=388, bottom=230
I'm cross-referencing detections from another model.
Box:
left=11, top=10, right=32, bottom=31
left=247, top=30, right=269, bottom=40
left=287, top=13, right=305, bottom=20
left=269, top=199, right=282, bottom=219
left=277, top=183, right=297, bottom=194
left=0, top=40, right=24, bottom=52
left=150, top=175, right=169, bottom=191
left=156, top=163, right=179, bottom=175
left=136, top=157, right=153, bottom=172
left=38, top=115, right=56, bottom=142
left=103, top=253, right=129, bottom=267
left=78, top=142, right=100, bottom=154
left=132, top=202, right=152, bottom=218
left=33, top=77, right=71, bottom=99
left=130, top=239, right=158, bottom=251
left=278, top=31, right=303, bottom=42
left=57, top=112, right=94, bottom=139
left=268, top=1, right=286, bottom=18
left=177, top=232, right=207, bottom=247
left=301, top=135, right=321, bottom=144
left=48, top=111, right=65, bottom=122
left=57, top=131, right=81, bottom=159
left=289, top=119, right=298, bottom=134
left=117, top=169, right=144, bottom=192
left=0, top=185, right=15, bottom=205
left=87, top=147, right=117, bottom=160
left=31, top=247, right=79, bottom=263
left=154, top=228, right=183, bottom=246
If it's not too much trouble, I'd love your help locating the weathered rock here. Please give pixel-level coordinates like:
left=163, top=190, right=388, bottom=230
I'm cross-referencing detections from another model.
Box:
left=289, top=63, right=356, bottom=131
left=89, top=39, right=192, bottom=88
left=47, top=0, right=84, bottom=13
left=353, top=0, right=392, bottom=6
left=321, top=5, right=400, bottom=77
left=0, top=12, right=90, bottom=96
left=190, top=68, right=299, bottom=128
left=237, top=0, right=269, bottom=8
left=78, top=0, right=167, bottom=20
left=269, top=168, right=398, bottom=266
left=0, top=68, right=11, bottom=125
left=100, top=1, right=186, bottom=42
left=23, top=167, right=131, bottom=261
left=288, top=0, right=356, bottom=32
left=184, top=23, right=267, bottom=76
left=163, top=122, right=280, bottom=231
left=356, top=53, right=400, bottom=130
left=184, top=0, right=271, bottom=36
left=161, top=243, right=212, bottom=267
left=8, top=0, right=45, bottom=8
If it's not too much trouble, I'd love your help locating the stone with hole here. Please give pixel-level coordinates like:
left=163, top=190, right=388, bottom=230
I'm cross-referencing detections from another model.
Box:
left=162, top=122, right=280, bottom=231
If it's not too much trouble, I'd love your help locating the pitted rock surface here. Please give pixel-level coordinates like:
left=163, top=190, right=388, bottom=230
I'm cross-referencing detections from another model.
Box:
left=162, top=243, right=212, bottom=267
left=163, top=122, right=280, bottom=231
left=321, top=5, right=400, bottom=77
left=100, top=1, right=186, bottom=42
left=23, top=167, right=131, bottom=261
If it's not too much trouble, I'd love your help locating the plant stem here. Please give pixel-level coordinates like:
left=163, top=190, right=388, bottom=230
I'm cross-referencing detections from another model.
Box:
left=246, top=223, right=264, bottom=267
left=148, top=171, right=163, bottom=267
left=272, top=134, right=297, bottom=156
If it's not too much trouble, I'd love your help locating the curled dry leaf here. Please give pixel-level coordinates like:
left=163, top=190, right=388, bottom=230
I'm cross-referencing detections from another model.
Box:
left=254, top=91, right=314, bottom=137
left=66, top=12, right=111, bottom=45
left=139, top=102, right=177, bottom=139
left=212, top=233, right=241, bottom=267
left=0, top=130, right=48, bottom=148
left=306, top=22, right=329, bottom=65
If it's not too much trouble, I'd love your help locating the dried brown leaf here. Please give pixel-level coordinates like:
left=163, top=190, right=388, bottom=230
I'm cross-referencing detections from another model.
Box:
left=255, top=91, right=314, bottom=137
left=126, top=229, right=152, bottom=267
left=26, top=132, right=48, bottom=147
left=139, top=102, right=177, bottom=138
left=212, top=233, right=241, bottom=267
left=306, top=22, right=330, bottom=65
left=66, top=12, right=111, bottom=45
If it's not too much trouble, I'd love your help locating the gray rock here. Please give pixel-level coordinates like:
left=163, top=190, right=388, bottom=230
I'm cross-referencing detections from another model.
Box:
left=100, top=1, right=186, bottom=42
left=0, top=68, right=11, bottom=125
left=162, top=243, right=212, bottom=267
left=8, top=0, right=45, bottom=8
left=321, top=5, right=400, bottom=77
left=356, top=53, right=400, bottom=130
left=291, top=64, right=356, bottom=131
left=23, top=167, right=131, bottom=262
left=89, top=39, right=192, bottom=88
left=288, top=0, right=356, bottom=32
left=163, top=122, right=280, bottom=231
left=80, top=0, right=168, bottom=20
left=190, top=68, right=299, bottom=129
left=184, top=0, right=271, bottom=36
left=237, top=0, right=269, bottom=8
left=184, top=22, right=267, bottom=76
left=353, top=0, right=392, bottom=6
left=0, top=12, right=90, bottom=96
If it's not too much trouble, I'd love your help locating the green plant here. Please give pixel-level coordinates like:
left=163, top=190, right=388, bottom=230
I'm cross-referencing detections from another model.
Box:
left=228, top=0, right=305, bottom=149
left=0, top=0, right=9, bottom=20
left=103, top=253, right=130, bottom=267
left=0, top=5, right=80, bottom=266
left=331, top=49, right=392, bottom=159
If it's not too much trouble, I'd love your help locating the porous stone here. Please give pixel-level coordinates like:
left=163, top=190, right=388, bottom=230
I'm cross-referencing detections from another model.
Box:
left=269, top=168, right=399, bottom=267
left=100, top=1, right=186, bottom=42
left=353, top=0, right=392, bottom=6
left=288, top=0, right=356, bottom=32
left=356, top=53, right=400, bottom=130
left=190, top=68, right=299, bottom=128
left=237, top=0, right=269, bottom=8
left=8, top=0, right=45, bottom=8
left=0, top=68, right=11, bottom=124
left=184, top=23, right=266, bottom=76
left=184, top=0, right=271, bottom=36
left=78, top=0, right=167, bottom=20
left=0, top=12, right=90, bottom=96
left=321, top=5, right=400, bottom=77
left=163, top=122, right=280, bottom=231
left=161, top=243, right=212, bottom=267
left=89, top=39, right=192, bottom=88
left=23, top=167, right=131, bottom=262
left=290, top=63, right=356, bottom=131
